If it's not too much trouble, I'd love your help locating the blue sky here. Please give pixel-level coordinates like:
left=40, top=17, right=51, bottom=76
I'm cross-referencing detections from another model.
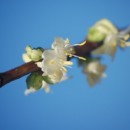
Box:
left=0, top=0, right=130, bottom=130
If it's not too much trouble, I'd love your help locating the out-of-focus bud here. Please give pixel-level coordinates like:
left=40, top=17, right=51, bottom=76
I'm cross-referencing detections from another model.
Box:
left=83, top=59, right=107, bottom=86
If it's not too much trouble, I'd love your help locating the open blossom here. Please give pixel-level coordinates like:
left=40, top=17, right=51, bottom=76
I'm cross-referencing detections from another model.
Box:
left=92, top=30, right=130, bottom=58
left=36, top=37, right=73, bottom=93
left=88, top=19, right=118, bottom=42
left=83, top=60, right=106, bottom=86
left=89, top=19, right=130, bottom=58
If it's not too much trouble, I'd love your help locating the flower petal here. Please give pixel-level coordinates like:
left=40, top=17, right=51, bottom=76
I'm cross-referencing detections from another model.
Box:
left=24, top=87, right=37, bottom=95
left=22, top=54, right=32, bottom=63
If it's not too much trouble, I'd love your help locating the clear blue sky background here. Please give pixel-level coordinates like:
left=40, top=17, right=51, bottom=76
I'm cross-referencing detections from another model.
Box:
left=0, top=0, right=130, bottom=130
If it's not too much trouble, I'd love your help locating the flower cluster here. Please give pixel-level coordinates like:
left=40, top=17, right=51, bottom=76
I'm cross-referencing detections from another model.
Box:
left=78, top=19, right=130, bottom=87
left=88, top=19, right=130, bottom=58
left=22, top=19, right=130, bottom=95
left=23, top=38, right=74, bottom=95
left=22, top=46, right=43, bottom=62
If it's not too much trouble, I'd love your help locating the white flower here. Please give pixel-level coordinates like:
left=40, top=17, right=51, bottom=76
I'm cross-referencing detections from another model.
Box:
left=83, top=60, right=106, bottom=86
left=92, top=29, right=130, bottom=58
left=22, top=45, right=43, bottom=63
left=88, top=19, right=118, bottom=42
left=48, top=70, right=63, bottom=84
left=52, top=37, right=75, bottom=58
left=41, top=49, right=72, bottom=75
left=35, top=37, right=73, bottom=93
left=37, top=37, right=73, bottom=76
left=91, top=24, right=130, bottom=58
left=92, top=34, right=118, bottom=58
left=42, top=71, right=69, bottom=93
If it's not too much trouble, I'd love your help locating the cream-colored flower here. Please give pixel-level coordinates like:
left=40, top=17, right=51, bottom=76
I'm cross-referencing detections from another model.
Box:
left=41, top=49, right=72, bottom=75
left=92, top=34, right=118, bottom=58
left=35, top=38, right=73, bottom=92
left=22, top=45, right=43, bottom=63
left=88, top=19, right=118, bottom=42
left=52, top=37, right=75, bottom=57
left=48, top=70, right=63, bottom=84
left=37, top=38, right=73, bottom=76
left=92, top=30, right=130, bottom=58
left=84, top=60, right=106, bottom=86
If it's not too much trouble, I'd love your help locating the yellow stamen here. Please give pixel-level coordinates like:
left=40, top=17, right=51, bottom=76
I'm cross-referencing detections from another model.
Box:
left=62, top=67, right=67, bottom=72
left=79, top=41, right=86, bottom=46
left=65, top=38, right=70, bottom=44
left=73, top=55, right=86, bottom=61
left=124, top=34, right=130, bottom=41
left=64, top=61, right=73, bottom=66
left=78, top=56, right=87, bottom=61
left=74, top=41, right=86, bottom=46
left=112, top=42, right=117, bottom=47
left=50, top=60, right=55, bottom=65
left=120, top=42, right=126, bottom=48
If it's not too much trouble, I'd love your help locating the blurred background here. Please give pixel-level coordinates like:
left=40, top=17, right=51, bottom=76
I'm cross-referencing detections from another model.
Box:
left=0, top=0, right=130, bottom=130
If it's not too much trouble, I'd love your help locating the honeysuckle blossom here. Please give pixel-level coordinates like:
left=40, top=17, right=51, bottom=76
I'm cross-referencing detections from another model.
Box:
left=37, top=37, right=73, bottom=75
left=20, top=19, right=130, bottom=95
left=34, top=38, right=74, bottom=93
left=22, top=45, right=43, bottom=62
left=83, top=60, right=106, bottom=86
left=92, top=29, right=130, bottom=58
left=88, top=19, right=130, bottom=58
left=88, top=19, right=118, bottom=42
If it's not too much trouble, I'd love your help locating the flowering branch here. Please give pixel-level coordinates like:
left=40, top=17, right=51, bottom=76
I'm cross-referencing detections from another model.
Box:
left=0, top=40, right=102, bottom=88
left=0, top=19, right=130, bottom=95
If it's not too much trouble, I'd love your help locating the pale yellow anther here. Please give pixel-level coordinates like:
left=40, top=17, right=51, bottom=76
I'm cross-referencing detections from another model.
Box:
left=72, top=54, right=86, bottom=61
left=50, top=60, right=55, bottom=65
left=78, top=56, right=86, bottom=61
left=62, top=67, right=67, bottom=72
left=120, top=42, right=126, bottom=48
left=112, top=42, right=117, bottom=47
left=79, top=41, right=86, bottom=46
left=65, top=38, right=70, bottom=44
left=68, top=54, right=73, bottom=57
left=64, top=61, right=73, bottom=66
left=124, top=34, right=130, bottom=41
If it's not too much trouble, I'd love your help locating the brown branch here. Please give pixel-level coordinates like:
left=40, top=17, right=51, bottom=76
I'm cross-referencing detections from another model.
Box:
left=0, top=61, right=40, bottom=87
left=0, top=40, right=102, bottom=88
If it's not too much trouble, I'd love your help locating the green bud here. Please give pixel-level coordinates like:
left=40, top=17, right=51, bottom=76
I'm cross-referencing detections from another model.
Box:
left=87, top=19, right=118, bottom=43
left=26, top=72, right=43, bottom=90
left=88, top=27, right=106, bottom=42
left=25, top=45, right=44, bottom=62
left=26, top=45, right=32, bottom=53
